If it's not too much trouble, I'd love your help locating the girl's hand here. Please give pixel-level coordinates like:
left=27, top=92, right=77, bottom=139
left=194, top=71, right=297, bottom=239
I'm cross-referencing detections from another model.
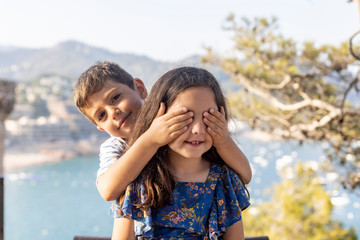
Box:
left=203, top=106, right=230, bottom=148
left=147, top=102, right=193, bottom=147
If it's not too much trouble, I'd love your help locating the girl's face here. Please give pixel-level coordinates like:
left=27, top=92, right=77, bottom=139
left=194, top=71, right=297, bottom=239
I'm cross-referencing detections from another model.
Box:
left=167, top=86, right=217, bottom=161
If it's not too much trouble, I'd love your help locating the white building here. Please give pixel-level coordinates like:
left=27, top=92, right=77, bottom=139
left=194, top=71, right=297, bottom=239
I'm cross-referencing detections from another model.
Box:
left=5, top=116, right=72, bottom=144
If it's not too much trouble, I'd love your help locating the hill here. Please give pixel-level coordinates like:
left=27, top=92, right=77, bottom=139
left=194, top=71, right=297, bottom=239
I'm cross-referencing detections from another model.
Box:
left=0, top=40, right=236, bottom=91
left=0, top=41, right=173, bottom=86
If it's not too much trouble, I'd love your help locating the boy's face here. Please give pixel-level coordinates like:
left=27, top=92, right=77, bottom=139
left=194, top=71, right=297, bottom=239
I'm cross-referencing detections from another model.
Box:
left=84, top=78, right=147, bottom=139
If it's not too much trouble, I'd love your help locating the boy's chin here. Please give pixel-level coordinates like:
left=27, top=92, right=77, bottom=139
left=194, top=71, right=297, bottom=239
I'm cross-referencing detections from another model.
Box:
left=114, top=129, right=131, bottom=140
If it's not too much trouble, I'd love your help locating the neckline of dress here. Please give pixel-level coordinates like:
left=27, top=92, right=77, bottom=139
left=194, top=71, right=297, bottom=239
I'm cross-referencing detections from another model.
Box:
left=175, top=163, right=218, bottom=185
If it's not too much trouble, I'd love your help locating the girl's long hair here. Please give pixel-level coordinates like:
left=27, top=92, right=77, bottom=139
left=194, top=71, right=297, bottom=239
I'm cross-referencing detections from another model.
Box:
left=123, top=67, right=245, bottom=210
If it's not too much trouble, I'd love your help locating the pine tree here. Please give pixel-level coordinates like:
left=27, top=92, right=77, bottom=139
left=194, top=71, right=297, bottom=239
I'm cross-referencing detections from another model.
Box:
left=202, top=16, right=360, bottom=191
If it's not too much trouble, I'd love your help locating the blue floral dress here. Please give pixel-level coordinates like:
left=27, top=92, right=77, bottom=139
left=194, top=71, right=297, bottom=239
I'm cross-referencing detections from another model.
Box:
left=110, top=163, right=250, bottom=239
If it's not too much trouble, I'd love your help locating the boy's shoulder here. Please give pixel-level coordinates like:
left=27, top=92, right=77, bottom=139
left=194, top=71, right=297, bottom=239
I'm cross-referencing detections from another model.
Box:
left=100, top=136, right=128, bottom=150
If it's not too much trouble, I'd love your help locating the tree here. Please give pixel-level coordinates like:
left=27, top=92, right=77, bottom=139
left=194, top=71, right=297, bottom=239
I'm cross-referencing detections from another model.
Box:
left=202, top=16, right=360, bottom=191
left=242, top=162, right=357, bottom=240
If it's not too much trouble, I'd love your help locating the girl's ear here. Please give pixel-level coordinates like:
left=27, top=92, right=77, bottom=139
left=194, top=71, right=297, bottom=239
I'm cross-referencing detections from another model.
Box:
left=133, top=78, right=148, bottom=100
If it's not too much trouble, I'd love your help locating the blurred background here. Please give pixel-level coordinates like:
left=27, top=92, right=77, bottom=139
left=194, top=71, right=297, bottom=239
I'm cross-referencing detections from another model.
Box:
left=0, top=0, right=359, bottom=239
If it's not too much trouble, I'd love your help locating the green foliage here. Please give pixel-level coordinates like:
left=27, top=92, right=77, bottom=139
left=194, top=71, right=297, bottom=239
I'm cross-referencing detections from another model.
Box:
left=203, top=16, right=360, bottom=190
left=243, top=162, right=357, bottom=240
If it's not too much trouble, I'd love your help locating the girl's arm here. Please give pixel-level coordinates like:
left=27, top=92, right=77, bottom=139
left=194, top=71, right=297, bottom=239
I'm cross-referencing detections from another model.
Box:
left=222, top=219, right=245, bottom=240
left=98, top=104, right=194, bottom=201
left=112, top=217, right=135, bottom=240
left=203, top=107, right=252, bottom=184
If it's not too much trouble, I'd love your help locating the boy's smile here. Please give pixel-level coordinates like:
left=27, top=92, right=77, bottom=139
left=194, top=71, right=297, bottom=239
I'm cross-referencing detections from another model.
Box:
left=84, top=78, right=147, bottom=139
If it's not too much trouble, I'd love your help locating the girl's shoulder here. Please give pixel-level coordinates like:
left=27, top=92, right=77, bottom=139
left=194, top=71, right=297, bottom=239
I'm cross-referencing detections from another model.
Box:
left=210, top=162, right=250, bottom=209
left=202, top=162, right=251, bottom=238
left=209, top=162, right=240, bottom=181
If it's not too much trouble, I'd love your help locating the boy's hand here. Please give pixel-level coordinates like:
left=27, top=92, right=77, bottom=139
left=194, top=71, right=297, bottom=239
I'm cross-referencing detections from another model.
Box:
left=203, top=106, right=230, bottom=148
left=147, top=102, right=193, bottom=147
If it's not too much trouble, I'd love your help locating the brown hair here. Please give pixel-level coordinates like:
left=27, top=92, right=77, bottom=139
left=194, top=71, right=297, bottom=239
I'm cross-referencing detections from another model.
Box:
left=74, top=61, right=135, bottom=123
left=124, top=66, right=248, bottom=211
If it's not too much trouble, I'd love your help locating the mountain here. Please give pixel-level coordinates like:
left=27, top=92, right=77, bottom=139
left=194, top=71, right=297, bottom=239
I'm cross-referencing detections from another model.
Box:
left=0, top=40, right=235, bottom=91
left=0, top=41, right=174, bottom=86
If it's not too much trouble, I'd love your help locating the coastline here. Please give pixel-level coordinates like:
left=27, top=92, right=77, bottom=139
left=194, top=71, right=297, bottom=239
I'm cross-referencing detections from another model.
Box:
left=3, top=129, right=279, bottom=172
left=3, top=139, right=102, bottom=172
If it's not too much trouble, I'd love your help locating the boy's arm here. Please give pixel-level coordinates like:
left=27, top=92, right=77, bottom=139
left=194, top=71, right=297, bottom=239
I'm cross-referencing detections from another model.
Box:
left=203, top=107, right=252, bottom=184
left=97, top=132, right=160, bottom=201
left=97, top=103, right=193, bottom=201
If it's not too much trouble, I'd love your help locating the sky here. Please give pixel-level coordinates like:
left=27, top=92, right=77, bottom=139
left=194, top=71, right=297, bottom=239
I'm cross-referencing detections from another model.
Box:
left=0, top=0, right=359, bottom=62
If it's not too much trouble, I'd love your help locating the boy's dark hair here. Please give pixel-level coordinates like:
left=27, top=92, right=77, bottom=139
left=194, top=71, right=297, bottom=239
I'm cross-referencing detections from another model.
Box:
left=74, top=61, right=135, bottom=123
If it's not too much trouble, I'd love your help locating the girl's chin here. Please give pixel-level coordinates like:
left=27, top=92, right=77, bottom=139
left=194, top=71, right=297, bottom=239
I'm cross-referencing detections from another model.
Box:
left=177, top=153, right=205, bottom=160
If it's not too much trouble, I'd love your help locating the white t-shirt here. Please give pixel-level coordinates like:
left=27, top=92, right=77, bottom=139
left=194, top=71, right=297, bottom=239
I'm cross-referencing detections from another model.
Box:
left=97, top=136, right=128, bottom=182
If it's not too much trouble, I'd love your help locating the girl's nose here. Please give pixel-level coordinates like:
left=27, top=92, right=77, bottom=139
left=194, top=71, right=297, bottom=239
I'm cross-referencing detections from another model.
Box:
left=191, top=120, right=206, bottom=135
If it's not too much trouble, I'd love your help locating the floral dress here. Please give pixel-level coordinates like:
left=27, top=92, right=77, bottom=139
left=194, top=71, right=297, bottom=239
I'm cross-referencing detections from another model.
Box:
left=110, top=163, right=250, bottom=240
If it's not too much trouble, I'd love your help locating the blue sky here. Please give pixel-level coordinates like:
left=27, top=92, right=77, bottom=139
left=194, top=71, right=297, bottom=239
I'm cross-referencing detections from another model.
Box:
left=0, top=0, right=358, bottom=61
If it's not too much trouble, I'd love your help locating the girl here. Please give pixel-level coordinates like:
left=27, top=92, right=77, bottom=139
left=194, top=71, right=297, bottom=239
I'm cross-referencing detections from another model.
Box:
left=111, top=67, right=250, bottom=240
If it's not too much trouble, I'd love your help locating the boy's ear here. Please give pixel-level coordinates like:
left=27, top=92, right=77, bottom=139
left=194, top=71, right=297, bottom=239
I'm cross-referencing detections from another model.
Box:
left=97, top=126, right=105, bottom=131
left=133, top=78, right=148, bottom=100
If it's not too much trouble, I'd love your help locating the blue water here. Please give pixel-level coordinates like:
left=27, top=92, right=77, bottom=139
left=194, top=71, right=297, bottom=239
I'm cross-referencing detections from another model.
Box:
left=5, top=156, right=113, bottom=239
left=5, top=138, right=360, bottom=239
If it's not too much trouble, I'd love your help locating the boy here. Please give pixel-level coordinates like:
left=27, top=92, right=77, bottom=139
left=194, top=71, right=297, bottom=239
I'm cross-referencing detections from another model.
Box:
left=74, top=61, right=252, bottom=202
left=74, top=61, right=194, bottom=201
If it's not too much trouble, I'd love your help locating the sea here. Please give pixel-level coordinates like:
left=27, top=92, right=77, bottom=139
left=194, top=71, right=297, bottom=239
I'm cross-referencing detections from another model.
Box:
left=4, top=129, right=360, bottom=240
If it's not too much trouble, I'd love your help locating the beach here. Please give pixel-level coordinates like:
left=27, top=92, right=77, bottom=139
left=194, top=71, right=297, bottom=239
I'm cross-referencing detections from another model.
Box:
left=3, top=129, right=278, bottom=172
left=3, top=139, right=102, bottom=172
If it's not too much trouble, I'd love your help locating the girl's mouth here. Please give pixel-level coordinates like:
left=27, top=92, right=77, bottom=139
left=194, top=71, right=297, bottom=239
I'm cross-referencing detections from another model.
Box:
left=185, top=141, right=203, bottom=145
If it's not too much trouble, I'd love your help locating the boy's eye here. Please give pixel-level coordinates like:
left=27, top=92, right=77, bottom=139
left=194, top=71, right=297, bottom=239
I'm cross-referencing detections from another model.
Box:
left=111, top=94, right=120, bottom=103
left=98, top=112, right=106, bottom=121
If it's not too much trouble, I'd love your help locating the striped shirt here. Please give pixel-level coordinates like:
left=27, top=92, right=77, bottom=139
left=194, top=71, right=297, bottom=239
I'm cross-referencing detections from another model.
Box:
left=97, top=136, right=128, bottom=183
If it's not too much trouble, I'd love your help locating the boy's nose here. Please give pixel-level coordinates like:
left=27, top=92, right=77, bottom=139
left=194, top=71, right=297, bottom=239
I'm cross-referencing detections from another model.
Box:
left=191, top=120, right=206, bottom=135
left=110, top=108, right=120, bottom=120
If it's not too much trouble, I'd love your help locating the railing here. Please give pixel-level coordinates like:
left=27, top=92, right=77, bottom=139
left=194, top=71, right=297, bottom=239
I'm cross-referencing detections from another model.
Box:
left=73, top=236, right=269, bottom=240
